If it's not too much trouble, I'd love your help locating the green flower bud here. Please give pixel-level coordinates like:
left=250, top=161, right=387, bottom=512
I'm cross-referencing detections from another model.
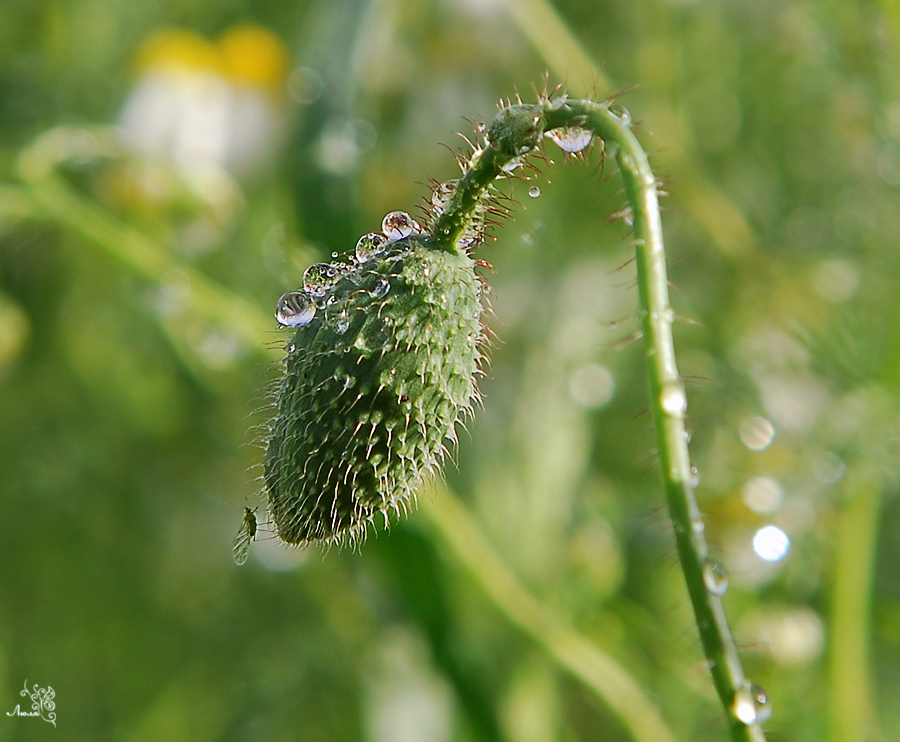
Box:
left=265, top=232, right=484, bottom=547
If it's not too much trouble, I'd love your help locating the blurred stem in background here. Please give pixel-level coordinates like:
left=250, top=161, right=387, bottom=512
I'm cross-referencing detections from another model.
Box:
left=830, top=475, right=882, bottom=742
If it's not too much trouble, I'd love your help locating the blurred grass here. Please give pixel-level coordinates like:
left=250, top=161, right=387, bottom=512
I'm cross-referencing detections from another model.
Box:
left=2, top=0, right=900, bottom=741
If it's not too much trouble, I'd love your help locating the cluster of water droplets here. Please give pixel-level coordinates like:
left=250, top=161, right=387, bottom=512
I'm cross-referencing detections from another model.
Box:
left=275, top=210, right=425, bottom=328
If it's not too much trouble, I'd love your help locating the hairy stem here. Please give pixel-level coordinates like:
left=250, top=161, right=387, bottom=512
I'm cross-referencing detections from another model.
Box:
left=435, top=96, right=767, bottom=740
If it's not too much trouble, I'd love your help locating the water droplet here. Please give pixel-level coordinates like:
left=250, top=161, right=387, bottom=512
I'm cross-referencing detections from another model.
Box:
left=303, top=263, right=340, bottom=297
left=732, top=681, right=771, bottom=725
left=232, top=507, right=257, bottom=566
left=372, top=278, right=391, bottom=299
left=703, top=560, right=730, bottom=596
left=355, top=232, right=387, bottom=263
left=690, top=465, right=700, bottom=487
left=382, top=211, right=422, bottom=241
left=750, top=684, right=772, bottom=723
left=732, top=683, right=756, bottom=724
left=608, top=104, right=632, bottom=126
left=544, top=126, right=593, bottom=153
left=334, top=372, right=355, bottom=390
left=431, top=180, right=457, bottom=215
left=501, top=156, right=525, bottom=173
left=660, top=383, right=687, bottom=417
left=528, top=185, right=541, bottom=198
left=276, top=290, right=316, bottom=327
left=335, top=309, right=350, bottom=334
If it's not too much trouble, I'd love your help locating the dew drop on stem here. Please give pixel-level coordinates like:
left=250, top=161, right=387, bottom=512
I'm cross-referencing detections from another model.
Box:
left=431, top=181, right=457, bottom=215
left=732, top=681, right=772, bottom=725
left=659, top=383, right=687, bottom=417
left=702, top=560, right=730, bottom=596
left=608, top=104, right=632, bottom=126
left=544, top=126, right=593, bottom=153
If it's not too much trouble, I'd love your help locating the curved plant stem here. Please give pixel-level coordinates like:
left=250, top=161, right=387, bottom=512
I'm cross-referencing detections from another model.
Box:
left=422, top=482, right=678, bottom=742
left=553, top=99, right=767, bottom=742
left=431, top=97, right=766, bottom=740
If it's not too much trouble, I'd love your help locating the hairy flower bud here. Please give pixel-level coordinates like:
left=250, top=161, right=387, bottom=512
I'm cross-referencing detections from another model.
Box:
left=265, top=232, right=484, bottom=547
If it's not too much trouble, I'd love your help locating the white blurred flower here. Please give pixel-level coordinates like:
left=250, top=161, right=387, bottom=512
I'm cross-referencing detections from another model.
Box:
left=118, top=26, right=289, bottom=179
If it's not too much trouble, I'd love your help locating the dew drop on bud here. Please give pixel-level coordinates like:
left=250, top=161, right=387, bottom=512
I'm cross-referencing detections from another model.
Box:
left=335, top=309, right=350, bottom=334
left=355, top=232, right=387, bottom=263
left=528, top=185, right=541, bottom=198
left=382, top=211, right=422, bottom=241
left=703, top=560, right=730, bottom=596
left=276, top=290, right=316, bottom=327
left=544, top=126, right=593, bottom=153
left=372, top=278, right=391, bottom=299
left=303, top=263, right=340, bottom=297
left=334, top=371, right=354, bottom=390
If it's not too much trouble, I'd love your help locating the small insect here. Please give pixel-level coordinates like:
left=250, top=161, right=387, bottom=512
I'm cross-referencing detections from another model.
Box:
left=232, top=507, right=258, bottom=565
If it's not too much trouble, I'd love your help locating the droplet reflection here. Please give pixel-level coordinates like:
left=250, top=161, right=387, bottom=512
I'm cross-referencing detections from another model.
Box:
left=276, top=290, right=316, bottom=327
left=544, top=127, right=593, bottom=153
left=703, top=560, right=730, bottom=596
left=382, top=211, right=422, bottom=241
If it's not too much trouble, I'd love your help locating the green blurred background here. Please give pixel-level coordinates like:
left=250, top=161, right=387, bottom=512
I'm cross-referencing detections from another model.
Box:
left=1, top=0, right=899, bottom=740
